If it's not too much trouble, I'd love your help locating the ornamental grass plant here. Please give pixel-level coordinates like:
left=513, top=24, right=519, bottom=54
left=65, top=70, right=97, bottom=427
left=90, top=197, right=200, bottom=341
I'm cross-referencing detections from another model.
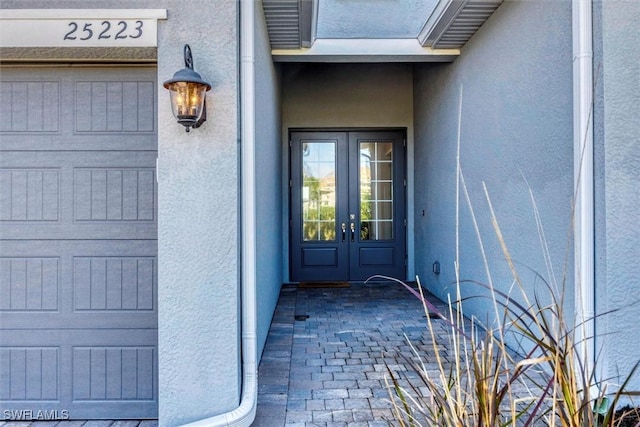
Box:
left=379, top=178, right=640, bottom=427
left=382, top=272, right=639, bottom=427
left=382, top=84, right=638, bottom=427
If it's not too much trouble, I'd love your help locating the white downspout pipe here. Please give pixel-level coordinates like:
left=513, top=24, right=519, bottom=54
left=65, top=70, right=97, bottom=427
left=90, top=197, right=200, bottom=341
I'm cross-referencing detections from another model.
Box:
left=572, top=0, right=595, bottom=382
left=180, top=0, right=257, bottom=425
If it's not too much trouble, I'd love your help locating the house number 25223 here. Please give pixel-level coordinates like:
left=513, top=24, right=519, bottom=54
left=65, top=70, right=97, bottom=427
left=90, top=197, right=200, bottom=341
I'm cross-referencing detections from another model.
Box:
left=63, top=20, right=143, bottom=41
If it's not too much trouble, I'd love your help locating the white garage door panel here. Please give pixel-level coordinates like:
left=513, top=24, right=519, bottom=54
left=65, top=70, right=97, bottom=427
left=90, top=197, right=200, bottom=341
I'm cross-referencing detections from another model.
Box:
left=0, top=67, right=158, bottom=419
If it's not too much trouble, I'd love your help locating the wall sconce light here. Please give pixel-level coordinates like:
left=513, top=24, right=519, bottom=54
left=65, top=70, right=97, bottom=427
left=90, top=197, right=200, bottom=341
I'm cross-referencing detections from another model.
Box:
left=163, top=44, right=212, bottom=132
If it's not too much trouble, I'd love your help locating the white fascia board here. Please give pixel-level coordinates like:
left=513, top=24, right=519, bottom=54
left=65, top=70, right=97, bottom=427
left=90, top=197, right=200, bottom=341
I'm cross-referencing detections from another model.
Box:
left=272, top=38, right=459, bottom=62
left=299, top=0, right=317, bottom=48
left=418, top=0, right=466, bottom=47
left=0, top=9, right=168, bottom=19
left=310, top=0, right=319, bottom=47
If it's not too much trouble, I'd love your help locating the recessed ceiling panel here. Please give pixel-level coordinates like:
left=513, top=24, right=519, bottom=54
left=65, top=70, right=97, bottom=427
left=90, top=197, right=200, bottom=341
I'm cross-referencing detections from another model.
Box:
left=316, top=0, right=439, bottom=39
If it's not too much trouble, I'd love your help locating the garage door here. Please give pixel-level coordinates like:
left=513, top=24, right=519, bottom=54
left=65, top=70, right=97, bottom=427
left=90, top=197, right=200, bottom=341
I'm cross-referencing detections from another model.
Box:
left=0, top=67, right=158, bottom=419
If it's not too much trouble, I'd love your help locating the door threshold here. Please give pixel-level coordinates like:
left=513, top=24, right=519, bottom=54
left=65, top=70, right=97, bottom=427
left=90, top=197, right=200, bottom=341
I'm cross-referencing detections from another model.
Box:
left=297, top=281, right=350, bottom=288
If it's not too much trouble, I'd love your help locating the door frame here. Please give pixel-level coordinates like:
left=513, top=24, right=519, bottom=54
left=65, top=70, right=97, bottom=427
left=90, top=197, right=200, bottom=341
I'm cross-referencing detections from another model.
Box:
left=288, top=127, right=408, bottom=282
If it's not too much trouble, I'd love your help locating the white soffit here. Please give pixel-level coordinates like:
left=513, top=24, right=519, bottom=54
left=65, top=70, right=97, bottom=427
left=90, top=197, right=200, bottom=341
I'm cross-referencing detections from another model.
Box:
left=419, top=0, right=503, bottom=49
left=263, top=0, right=316, bottom=49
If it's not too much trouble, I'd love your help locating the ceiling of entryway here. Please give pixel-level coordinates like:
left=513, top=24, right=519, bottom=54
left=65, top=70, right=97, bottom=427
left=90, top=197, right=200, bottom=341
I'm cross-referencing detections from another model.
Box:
left=262, top=0, right=503, bottom=62
left=315, top=0, right=439, bottom=39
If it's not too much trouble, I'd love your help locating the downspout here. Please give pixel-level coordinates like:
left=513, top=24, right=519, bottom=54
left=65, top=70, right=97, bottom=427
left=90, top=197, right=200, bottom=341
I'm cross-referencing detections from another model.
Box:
left=180, top=0, right=257, bottom=425
left=572, top=0, right=595, bottom=381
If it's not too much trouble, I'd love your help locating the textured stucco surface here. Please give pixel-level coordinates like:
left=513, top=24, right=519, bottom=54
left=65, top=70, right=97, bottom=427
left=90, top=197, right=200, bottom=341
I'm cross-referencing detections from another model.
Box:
left=413, top=0, right=574, bottom=350
left=156, top=2, right=239, bottom=425
left=1, top=0, right=241, bottom=424
left=282, top=63, right=413, bottom=129
left=254, top=1, right=283, bottom=359
left=596, top=0, right=640, bottom=391
left=316, top=0, right=438, bottom=39
left=281, top=63, right=415, bottom=281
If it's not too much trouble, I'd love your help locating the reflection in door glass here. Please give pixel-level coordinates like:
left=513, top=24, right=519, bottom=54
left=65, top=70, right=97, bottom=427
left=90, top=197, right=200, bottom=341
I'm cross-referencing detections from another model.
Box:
left=360, top=141, right=393, bottom=240
left=302, top=142, right=336, bottom=241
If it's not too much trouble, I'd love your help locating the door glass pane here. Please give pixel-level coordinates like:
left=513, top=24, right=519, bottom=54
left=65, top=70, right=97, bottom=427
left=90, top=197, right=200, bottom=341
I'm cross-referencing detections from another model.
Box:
left=359, top=141, right=393, bottom=241
left=302, top=142, right=336, bottom=241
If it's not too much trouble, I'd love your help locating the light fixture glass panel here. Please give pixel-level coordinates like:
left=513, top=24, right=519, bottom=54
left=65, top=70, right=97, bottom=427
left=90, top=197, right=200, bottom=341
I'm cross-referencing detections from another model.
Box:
left=167, top=81, right=207, bottom=125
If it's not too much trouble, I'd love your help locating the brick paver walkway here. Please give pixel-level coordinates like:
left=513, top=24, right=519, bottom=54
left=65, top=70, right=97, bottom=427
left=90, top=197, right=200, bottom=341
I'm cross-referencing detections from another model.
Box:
left=254, top=281, right=448, bottom=427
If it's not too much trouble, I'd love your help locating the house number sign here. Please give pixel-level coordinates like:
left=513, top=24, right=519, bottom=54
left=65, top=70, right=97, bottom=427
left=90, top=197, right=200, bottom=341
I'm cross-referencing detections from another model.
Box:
left=63, top=20, right=145, bottom=42
left=0, top=10, right=167, bottom=48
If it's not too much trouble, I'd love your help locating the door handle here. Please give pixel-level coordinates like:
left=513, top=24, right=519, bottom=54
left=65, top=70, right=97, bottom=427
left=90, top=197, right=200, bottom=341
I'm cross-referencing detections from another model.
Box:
left=341, top=223, right=346, bottom=242
left=350, top=222, right=355, bottom=242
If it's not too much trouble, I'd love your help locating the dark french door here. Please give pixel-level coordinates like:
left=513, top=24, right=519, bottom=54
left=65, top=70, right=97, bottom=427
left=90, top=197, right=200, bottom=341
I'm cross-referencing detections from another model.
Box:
left=290, top=130, right=406, bottom=282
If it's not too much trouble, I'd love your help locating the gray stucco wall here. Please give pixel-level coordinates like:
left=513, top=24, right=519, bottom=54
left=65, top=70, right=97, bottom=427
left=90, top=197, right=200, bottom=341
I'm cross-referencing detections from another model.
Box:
left=282, top=63, right=413, bottom=130
left=413, top=0, right=574, bottom=352
left=1, top=0, right=241, bottom=424
left=156, top=2, right=239, bottom=425
left=281, top=63, right=415, bottom=281
left=594, top=0, right=640, bottom=391
left=254, top=2, right=283, bottom=358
